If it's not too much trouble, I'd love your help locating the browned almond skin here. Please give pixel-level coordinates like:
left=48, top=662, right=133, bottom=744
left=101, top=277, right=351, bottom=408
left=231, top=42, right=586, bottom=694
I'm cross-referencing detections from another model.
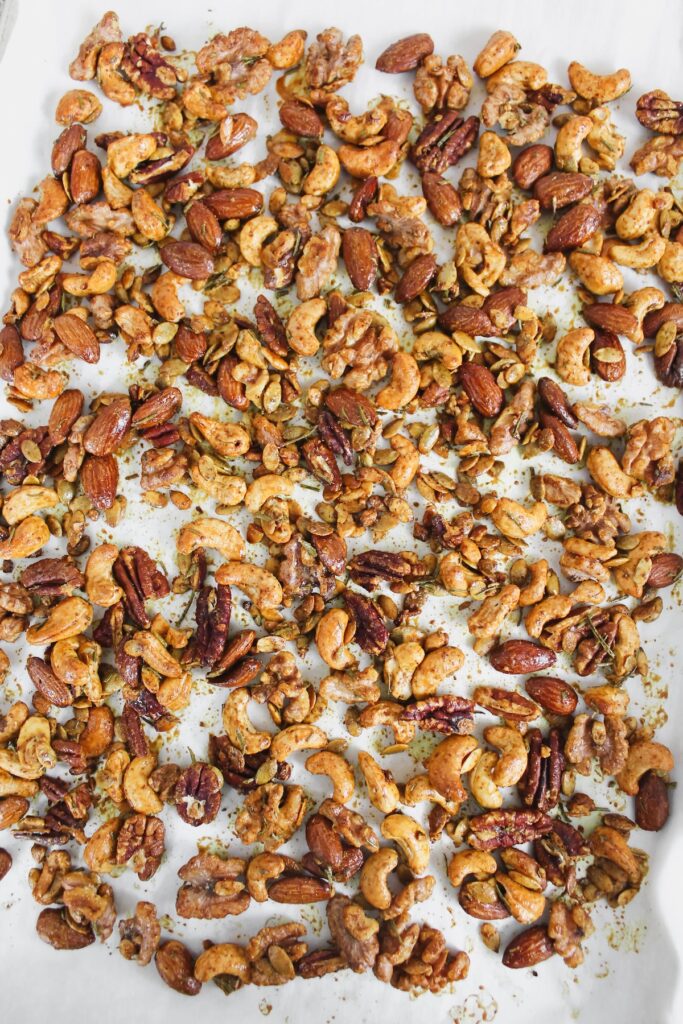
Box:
left=155, top=940, right=201, bottom=996
left=70, top=149, right=101, bottom=205
left=203, top=187, right=263, bottom=220
left=635, top=772, right=670, bottom=831
left=51, top=123, right=86, bottom=175
left=525, top=676, right=578, bottom=715
left=503, top=926, right=555, bottom=969
left=83, top=397, right=132, bottom=456
left=48, top=388, right=84, bottom=444
left=131, top=387, right=182, bottom=429
left=205, top=113, right=257, bottom=159
left=439, top=304, right=497, bottom=337
left=489, top=640, right=557, bottom=674
left=36, top=908, right=94, bottom=951
left=81, top=453, right=119, bottom=511
left=160, top=241, right=214, bottom=280
left=538, top=409, right=580, bottom=464
left=647, top=552, right=683, bottom=588
left=268, top=876, right=334, bottom=903
left=642, top=302, right=683, bottom=338
left=185, top=201, right=222, bottom=253
left=342, top=227, right=378, bottom=291
left=348, top=176, right=378, bottom=223
left=0, top=848, right=11, bottom=881
left=53, top=313, right=100, bottom=364
left=534, top=171, right=593, bottom=210
left=421, top=171, right=462, bottom=226
left=458, top=362, right=504, bottom=417
left=590, top=329, right=626, bottom=382
left=375, top=33, right=434, bottom=73
left=512, top=144, right=554, bottom=190
left=537, top=376, right=577, bottom=427
left=279, top=100, right=324, bottom=137
left=0, top=324, right=24, bottom=381
left=394, top=253, right=437, bottom=303
left=544, top=204, right=601, bottom=252
left=582, top=302, right=639, bottom=337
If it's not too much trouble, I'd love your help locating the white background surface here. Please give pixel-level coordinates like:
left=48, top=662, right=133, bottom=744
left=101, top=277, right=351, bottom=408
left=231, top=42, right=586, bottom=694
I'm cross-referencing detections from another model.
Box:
left=0, top=1, right=682, bottom=1022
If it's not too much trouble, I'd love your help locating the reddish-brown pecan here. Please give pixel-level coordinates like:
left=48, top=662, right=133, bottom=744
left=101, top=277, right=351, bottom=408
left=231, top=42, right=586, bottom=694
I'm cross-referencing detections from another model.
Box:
left=174, top=763, right=223, bottom=826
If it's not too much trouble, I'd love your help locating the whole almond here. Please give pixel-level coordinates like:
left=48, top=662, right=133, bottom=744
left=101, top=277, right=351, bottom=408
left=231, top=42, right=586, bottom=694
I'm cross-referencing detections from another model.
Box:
left=458, top=362, right=504, bottom=417
left=395, top=253, right=438, bottom=303
left=489, top=639, right=557, bottom=674
left=205, top=113, right=257, bottom=160
left=537, top=377, right=577, bottom=427
left=267, top=876, right=333, bottom=903
left=647, top=552, right=683, bottom=588
left=160, top=241, right=214, bottom=280
left=83, top=396, right=131, bottom=456
left=70, top=150, right=101, bottom=205
left=533, top=171, right=593, bottom=210
left=342, top=228, right=378, bottom=291
left=131, top=387, right=183, bottom=429
left=502, top=926, right=555, bottom=969
left=53, top=314, right=100, bottom=364
left=642, top=302, right=683, bottom=339
left=81, top=453, right=119, bottom=510
left=26, top=656, right=72, bottom=708
left=51, top=123, right=86, bottom=176
left=279, top=100, right=324, bottom=138
left=582, top=302, right=638, bottom=338
left=325, top=386, right=378, bottom=428
left=635, top=771, right=670, bottom=831
left=376, top=33, right=434, bottom=73
left=590, top=328, right=626, bottom=382
left=473, top=686, right=539, bottom=722
left=0, top=796, right=30, bottom=830
left=48, top=388, right=84, bottom=444
left=512, top=145, right=554, bottom=190
left=439, top=304, right=496, bottom=337
left=348, top=176, right=379, bottom=223
left=538, top=409, right=580, bottom=464
left=0, top=324, right=24, bottom=382
left=421, top=171, right=462, bottom=226
left=186, top=202, right=222, bottom=253
left=203, top=187, right=263, bottom=220
left=544, top=204, right=601, bottom=252
left=525, top=676, right=578, bottom=715
left=175, top=324, right=207, bottom=363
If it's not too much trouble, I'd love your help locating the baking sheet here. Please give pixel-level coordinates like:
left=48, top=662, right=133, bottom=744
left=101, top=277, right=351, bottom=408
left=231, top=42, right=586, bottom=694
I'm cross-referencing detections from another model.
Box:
left=0, top=0, right=682, bottom=1021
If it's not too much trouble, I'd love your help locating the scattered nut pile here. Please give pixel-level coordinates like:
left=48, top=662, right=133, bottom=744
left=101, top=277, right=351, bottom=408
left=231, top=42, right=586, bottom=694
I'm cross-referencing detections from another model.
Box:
left=0, top=10, right=680, bottom=999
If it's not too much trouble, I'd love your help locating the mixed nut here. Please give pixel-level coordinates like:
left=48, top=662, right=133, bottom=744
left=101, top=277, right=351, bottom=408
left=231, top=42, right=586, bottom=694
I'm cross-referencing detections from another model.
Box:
left=0, top=10, right=680, bottom=1001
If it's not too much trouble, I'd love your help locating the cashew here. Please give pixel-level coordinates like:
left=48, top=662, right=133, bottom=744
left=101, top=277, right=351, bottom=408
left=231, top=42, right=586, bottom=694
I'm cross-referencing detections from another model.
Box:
left=389, top=434, right=420, bottom=491
left=176, top=517, right=244, bottom=561
left=360, top=847, right=398, bottom=910
left=51, top=636, right=100, bottom=700
left=26, top=597, right=93, bottom=645
left=411, top=646, right=464, bottom=698
left=447, top=849, right=497, bottom=887
left=615, top=189, right=663, bottom=240
left=616, top=740, right=674, bottom=796
left=470, top=751, right=503, bottom=809
left=555, top=327, right=594, bottom=385
left=455, top=222, right=506, bottom=296
left=468, top=584, right=521, bottom=639
left=338, top=139, right=400, bottom=179
left=244, top=474, right=294, bottom=513
left=326, top=96, right=387, bottom=143
left=487, top=61, right=548, bottom=92
left=85, top=544, right=123, bottom=607
left=0, top=703, right=30, bottom=745
left=491, top=499, right=547, bottom=539
left=427, top=735, right=480, bottom=803
left=83, top=818, right=119, bottom=873
left=238, top=215, right=278, bottom=267
left=380, top=813, right=430, bottom=876
left=98, top=42, right=136, bottom=105
left=623, top=286, right=665, bottom=344
left=554, top=116, right=593, bottom=172
left=286, top=298, right=326, bottom=357
left=122, top=755, right=163, bottom=815
left=2, top=485, right=59, bottom=525
left=266, top=30, right=307, bottom=69
left=659, top=240, right=683, bottom=284
left=246, top=852, right=286, bottom=902
left=569, top=253, right=623, bottom=296
left=151, top=271, right=185, bottom=322
left=567, top=61, right=631, bottom=104
left=589, top=826, right=641, bottom=885
left=402, top=774, right=461, bottom=815
left=269, top=724, right=327, bottom=762
left=517, top=559, right=549, bottom=607
left=131, top=188, right=170, bottom=241
left=473, top=30, right=520, bottom=79
left=194, top=944, right=251, bottom=984
left=586, top=447, right=639, bottom=498
left=495, top=872, right=546, bottom=924
left=222, top=688, right=271, bottom=756
left=190, top=456, right=247, bottom=506
left=383, top=641, right=425, bottom=700
left=0, top=516, right=50, bottom=559
left=305, top=750, right=355, bottom=804
left=477, top=131, right=511, bottom=178
left=0, top=769, right=38, bottom=798
left=302, top=145, right=341, bottom=196
left=189, top=413, right=250, bottom=457
left=376, top=351, right=420, bottom=411
left=0, top=716, right=55, bottom=779
left=412, top=330, right=462, bottom=371
left=124, top=632, right=182, bottom=678
left=607, top=233, right=667, bottom=270
left=357, top=751, right=400, bottom=814
left=315, top=608, right=356, bottom=670
left=484, top=726, right=528, bottom=786
left=108, top=133, right=158, bottom=179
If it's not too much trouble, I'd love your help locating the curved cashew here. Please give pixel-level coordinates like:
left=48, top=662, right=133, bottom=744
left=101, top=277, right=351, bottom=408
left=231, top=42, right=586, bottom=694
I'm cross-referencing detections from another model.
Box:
left=123, top=755, right=163, bottom=815
left=177, top=517, right=244, bottom=561
left=189, top=413, right=250, bottom=457
left=302, top=145, right=341, bottom=196
left=615, top=189, right=662, bottom=240
left=267, top=30, right=307, bottom=69
left=51, top=636, right=99, bottom=697
left=124, top=632, right=182, bottom=678
left=555, top=116, right=593, bottom=173
left=223, top=689, right=271, bottom=756
left=470, top=751, right=503, bottom=809
left=2, top=485, right=58, bottom=525
left=383, top=641, right=425, bottom=700
left=217, top=562, right=284, bottom=612
left=0, top=702, right=30, bottom=745
left=190, top=457, right=247, bottom=506
left=83, top=818, right=119, bottom=873
left=624, top=286, right=665, bottom=344
left=360, top=848, right=398, bottom=910
left=403, top=774, right=460, bottom=815
left=567, top=61, right=631, bottom=103
left=569, top=253, right=623, bottom=296
left=246, top=852, right=286, bottom=902
left=468, top=584, right=521, bottom=639
left=239, top=215, right=278, bottom=267
left=495, top=872, right=546, bottom=924
left=108, top=133, right=157, bottom=179
left=305, top=750, right=355, bottom=804
left=151, top=271, right=185, bottom=322
left=0, top=516, right=50, bottom=559
left=286, top=298, right=326, bottom=357
left=380, top=813, right=430, bottom=876
left=338, top=139, right=400, bottom=178
left=586, top=447, right=639, bottom=498
left=477, top=131, right=511, bottom=177
left=26, top=597, right=93, bottom=645
left=659, top=240, right=683, bottom=284
left=484, top=726, right=528, bottom=786
left=517, top=559, right=549, bottom=607
left=412, top=330, right=462, bottom=371
left=427, top=735, right=480, bottom=803
left=357, top=751, right=400, bottom=814
left=491, top=499, right=547, bottom=539
left=411, top=646, right=464, bottom=698
left=78, top=706, right=114, bottom=758
left=616, top=740, right=674, bottom=796
left=455, top=222, right=506, bottom=296
left=389, top=434, right=420, bottom=491
left=487, top=61, right=548, bottom=92
left=194, top=944, right=251, bottom=984
left=448, top=849, right=497, bottom=888
left=608, top=233, right=666, bottom=270
left=269, top=724, right=327, bottom=762
left=315, top=609, right=356, bottom=670
left=0, top=716, right=55, bottom=779
left=326, top=97, right=387, bottom=143
left=376, top=352, right=420, bottom=411
left=85, top=544, right=123, bottom=607
left=244, top=474, right=294, bottom=513
left=473, top=30, right=521, bottom=79
left=555, top=327, right=594, bottom=385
